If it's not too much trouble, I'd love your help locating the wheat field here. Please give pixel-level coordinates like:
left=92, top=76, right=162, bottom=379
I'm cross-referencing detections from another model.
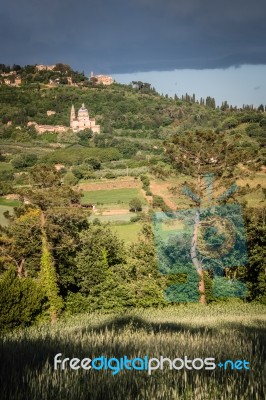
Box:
left=0, top=303, right=265, bottom=400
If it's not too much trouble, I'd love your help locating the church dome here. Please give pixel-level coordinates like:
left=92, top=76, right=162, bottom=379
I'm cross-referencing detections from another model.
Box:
left=79, top=103, right=87, bottom=111
left=78, top=103, right=89, bottom=117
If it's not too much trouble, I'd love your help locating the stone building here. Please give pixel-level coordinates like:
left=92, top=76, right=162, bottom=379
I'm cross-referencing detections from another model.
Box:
left=0, top=73, right=21, bottom=86
left=47, top=110, right=56, bottom=116
left=70, top=104, right=100, bottom=133
left=27, top=103, right=100, bottom=135
left=35, top=64, right=56, bottom=71
left=33, top=124, right=67, bottom=134
left=90, top=72, right=113, bottom=85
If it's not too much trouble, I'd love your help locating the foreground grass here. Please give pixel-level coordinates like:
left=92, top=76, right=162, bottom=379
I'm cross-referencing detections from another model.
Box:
left=0, top=303, right=265, bottom=400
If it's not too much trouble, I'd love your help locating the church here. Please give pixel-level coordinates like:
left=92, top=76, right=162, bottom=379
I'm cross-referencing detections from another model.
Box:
left=70, top=103, right=100, bottom=134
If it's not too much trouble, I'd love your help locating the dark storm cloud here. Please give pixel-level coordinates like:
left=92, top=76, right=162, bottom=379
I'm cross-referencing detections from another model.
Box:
left=1, top=0, right=266, bottom=73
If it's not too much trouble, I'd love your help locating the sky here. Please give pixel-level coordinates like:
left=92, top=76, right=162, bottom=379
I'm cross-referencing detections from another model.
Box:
left=0, top=0, right=265, bottom=107
left=113, top=65, right=266, bottom=107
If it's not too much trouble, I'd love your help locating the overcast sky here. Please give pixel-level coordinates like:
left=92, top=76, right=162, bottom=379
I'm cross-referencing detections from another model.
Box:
left=1, top=0, right=265, bottom=106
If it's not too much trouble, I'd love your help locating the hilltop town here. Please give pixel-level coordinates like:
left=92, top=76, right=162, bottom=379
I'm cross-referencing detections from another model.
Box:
left=0, top=63, right=113, bottom=88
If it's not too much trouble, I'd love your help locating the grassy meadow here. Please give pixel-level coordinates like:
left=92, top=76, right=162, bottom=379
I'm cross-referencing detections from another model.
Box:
left=0, top=303, right=265, bottom=400
left=0, top=198, right=21, bottom=207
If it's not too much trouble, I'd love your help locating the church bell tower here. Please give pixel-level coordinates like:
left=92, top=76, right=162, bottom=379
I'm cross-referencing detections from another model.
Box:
left=70, top=104, right=75, bottom=128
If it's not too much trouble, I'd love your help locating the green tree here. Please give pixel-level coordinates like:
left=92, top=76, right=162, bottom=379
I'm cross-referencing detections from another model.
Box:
left=152, top=195, right=169, bottom=212
left=127, top=224, right=165, bottom=307
left=150, top=161, right=172, bottom=179
left=11, top=165, right=89, bottom=319
left=54, top=63, right=72, bottom=74
left=78, top=129, right=93, bottom=145
left=75, top=226, right=126, bottom=297
left=129, top=197, right=142, bottom=212
left=20, top=164, right=80, bottom=210
left=0, top=207, right=42, bottom=277
left=222, top=117, right=239, bottom=130
left=12, top=153, right=37, bottom=169
left=63, top=171, right=79, bottom=186
left=45, top=208, right=89, bottom=294
left=206, top=96, right=216, bottom=109
left=245, top=208, right=266, bottom=303
left=85, top=157, right=101, bottom=170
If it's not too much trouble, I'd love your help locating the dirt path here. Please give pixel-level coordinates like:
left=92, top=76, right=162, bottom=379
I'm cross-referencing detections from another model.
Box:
left=150, top=181, right=177, bottom=210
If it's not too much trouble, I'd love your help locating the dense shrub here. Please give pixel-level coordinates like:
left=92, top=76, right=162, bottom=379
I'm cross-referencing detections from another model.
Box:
left=0, top=268, right=45, bottom=331
left=152, top=195, right=170, bottom=211
left=12, top=153, right=38, bottom=169
left=63, top=171, right=79, bottom=186
left=140, top=174, right=151, bottom=192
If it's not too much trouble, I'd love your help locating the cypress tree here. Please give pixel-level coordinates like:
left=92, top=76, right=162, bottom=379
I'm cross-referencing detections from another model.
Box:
left=39, top=230, right=63, bottom=322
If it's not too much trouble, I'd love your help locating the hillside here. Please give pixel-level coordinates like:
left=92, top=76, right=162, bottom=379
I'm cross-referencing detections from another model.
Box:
left=0, top=66, right=265, bottom=172
left=0, top=65, right=265, bottom=227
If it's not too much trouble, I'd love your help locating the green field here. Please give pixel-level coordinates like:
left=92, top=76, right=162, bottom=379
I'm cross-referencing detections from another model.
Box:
left=0, top=206, right=13, bottom=226
left=1, top=303, right=265, bottom=400
left=81, top=188, right=145, bottom=206
left=111, top=222, right=142, bottom=243
left=0, top=198, right=21, bottom=207
left=0, top=162, right=13, bottom=171
left=0, top=143, right=54, bottom=156
left=0, top=199, right=21, bottom=226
